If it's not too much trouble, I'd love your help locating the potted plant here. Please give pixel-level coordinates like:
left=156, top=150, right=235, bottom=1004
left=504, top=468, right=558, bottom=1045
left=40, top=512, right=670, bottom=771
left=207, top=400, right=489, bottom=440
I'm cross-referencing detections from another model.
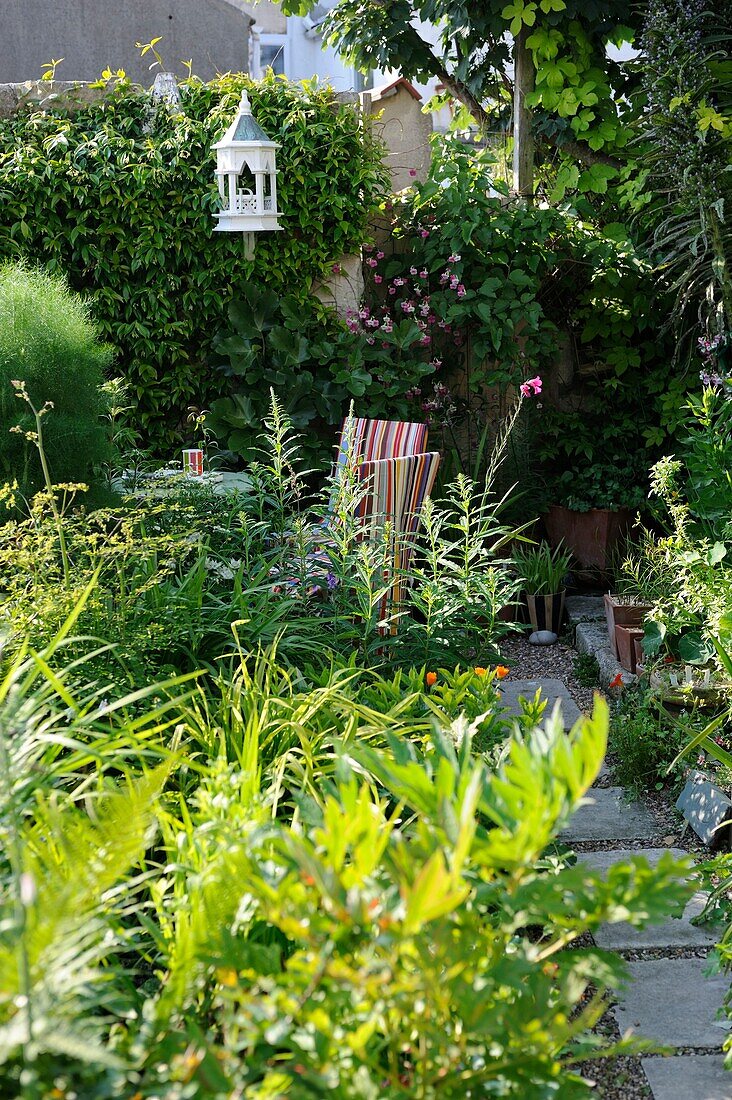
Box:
left=544, top=462, right=647, bottom=575
left=512, top=541, right=572, bottom=635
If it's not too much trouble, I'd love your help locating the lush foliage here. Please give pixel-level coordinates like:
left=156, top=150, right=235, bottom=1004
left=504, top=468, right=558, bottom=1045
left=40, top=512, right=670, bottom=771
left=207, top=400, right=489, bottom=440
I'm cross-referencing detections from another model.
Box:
left=621, top=388, right=732, bottom=666
left=608, top=682, right=695, bottom=796
left=639, top=0, right=732, bottom=336
left=205, top=282, right=435, bottom=466
left=0, top=394, right=527, bottom=678
left=0, top=264, right=111, bottom=498
left=0, top=74, right=387, bottom=450
left=0, top=613, right=694, bottom=1096
left=280, top=0, right=642, bottom=201
left=350, top=140, right=677, bottom=489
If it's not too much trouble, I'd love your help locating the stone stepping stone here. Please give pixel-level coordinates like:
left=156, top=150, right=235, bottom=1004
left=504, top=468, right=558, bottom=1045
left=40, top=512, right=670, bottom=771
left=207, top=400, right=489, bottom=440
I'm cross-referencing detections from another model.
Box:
left=575, top=622, right=634, bottom=688
left=565, top=595, right=606, bottom=626
left=499, top=678, right=582, bottom=729
left=576, top=848, right=717, bottom=950
left=560, top=786, right=657, bottom=843
left=613, top=958, right=730, bottom=1048
left=641, top=1055, right=731, bottom=1100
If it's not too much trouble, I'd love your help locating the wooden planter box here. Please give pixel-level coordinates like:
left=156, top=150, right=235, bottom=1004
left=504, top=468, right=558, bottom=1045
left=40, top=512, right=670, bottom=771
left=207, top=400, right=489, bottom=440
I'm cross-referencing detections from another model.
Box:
left=604, top=594, right=652, bottom=658
left=615, top=625, right=645, bottom=673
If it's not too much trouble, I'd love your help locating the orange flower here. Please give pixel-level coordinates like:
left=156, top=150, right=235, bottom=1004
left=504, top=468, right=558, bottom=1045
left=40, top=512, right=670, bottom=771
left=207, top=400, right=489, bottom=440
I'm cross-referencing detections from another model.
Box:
left=474, top=666, right=487, bottom=676
left=609, top=672, right=624, bottom=689
left=426, top=671, right=438, bottom=687
left=495, top=665, right=510, bottom=680
left=216, top=967, right=238, bottom=988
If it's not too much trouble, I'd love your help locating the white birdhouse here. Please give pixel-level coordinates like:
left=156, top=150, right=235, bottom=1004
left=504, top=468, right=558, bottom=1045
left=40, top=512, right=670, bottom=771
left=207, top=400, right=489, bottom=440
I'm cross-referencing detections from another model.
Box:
left=212, top=90, right=282, bottom=253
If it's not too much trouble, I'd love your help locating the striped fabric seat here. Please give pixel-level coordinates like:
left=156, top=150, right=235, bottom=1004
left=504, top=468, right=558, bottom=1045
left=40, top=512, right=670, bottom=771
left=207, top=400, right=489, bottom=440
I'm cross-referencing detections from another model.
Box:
left=354, top=451, right=441, bottom=632
left=274, top=418, right=439, bottom=634
left=335, top=417, right=429, bottom=468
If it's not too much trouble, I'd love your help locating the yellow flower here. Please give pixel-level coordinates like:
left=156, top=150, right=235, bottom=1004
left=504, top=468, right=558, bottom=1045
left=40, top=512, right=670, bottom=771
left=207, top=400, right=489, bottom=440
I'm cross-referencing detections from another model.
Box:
left=474, top=666, right=487, bottom=676
left=495, top=665, right=510, bottom=680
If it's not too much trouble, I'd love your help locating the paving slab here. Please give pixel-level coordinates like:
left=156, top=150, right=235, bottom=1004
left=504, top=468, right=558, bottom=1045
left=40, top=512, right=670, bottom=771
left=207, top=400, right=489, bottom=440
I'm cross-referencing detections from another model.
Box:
left=566, top=595, right=606, bottom=625
left=575, top=621, right=611, bottom=655
left=576, top=848, right=716, bottom=949
left=641, top=1055, right=731, bottom=1100
left=613, top=958, right=731, bottom=1048
left=560, top=786, right=657, bottom=842
left=499, top=678, right=582, bottom=729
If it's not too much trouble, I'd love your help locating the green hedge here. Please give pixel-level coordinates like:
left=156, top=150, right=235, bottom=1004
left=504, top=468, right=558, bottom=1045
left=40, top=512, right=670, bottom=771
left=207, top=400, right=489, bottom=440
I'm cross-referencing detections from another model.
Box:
left=0, top=74, right=387, bottom=450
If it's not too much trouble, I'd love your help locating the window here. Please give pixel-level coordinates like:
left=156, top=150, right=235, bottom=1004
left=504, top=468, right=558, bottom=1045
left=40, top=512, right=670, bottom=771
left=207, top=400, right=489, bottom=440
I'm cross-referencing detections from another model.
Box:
left=260, top=35, right=288, bottom=76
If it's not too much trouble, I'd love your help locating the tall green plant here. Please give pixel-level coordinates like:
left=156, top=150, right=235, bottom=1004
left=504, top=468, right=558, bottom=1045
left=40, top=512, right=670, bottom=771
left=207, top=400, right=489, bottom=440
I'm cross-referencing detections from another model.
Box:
left=0, top=264, right=111, bottom=499
left=639, top=0, right=732, bottom=336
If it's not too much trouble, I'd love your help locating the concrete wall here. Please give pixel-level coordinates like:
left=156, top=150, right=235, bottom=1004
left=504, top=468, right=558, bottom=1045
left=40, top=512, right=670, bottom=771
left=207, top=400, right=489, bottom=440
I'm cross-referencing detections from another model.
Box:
left=0, top=0, right=254, bottom=85
left=366, top=81, right=432, bottom=191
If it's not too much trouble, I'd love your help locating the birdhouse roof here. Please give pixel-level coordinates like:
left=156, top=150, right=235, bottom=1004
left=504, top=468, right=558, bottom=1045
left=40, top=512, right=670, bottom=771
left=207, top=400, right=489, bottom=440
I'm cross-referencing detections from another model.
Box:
left=213, top=91, right=278, bottom=148
left=232, top=113, right=271, bottom=143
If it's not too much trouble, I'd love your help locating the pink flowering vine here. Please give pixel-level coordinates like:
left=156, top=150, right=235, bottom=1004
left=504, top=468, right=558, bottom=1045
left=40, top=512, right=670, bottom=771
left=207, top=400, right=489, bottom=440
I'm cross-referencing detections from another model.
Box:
left=520, top=376, right=542, bottom=397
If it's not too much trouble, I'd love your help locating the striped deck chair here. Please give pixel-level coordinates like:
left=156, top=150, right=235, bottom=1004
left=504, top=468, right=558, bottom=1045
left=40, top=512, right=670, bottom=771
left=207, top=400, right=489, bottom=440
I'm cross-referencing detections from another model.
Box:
left=354, top=450, right=441, bottom=633
left=335, top=417, right=429, bottom=468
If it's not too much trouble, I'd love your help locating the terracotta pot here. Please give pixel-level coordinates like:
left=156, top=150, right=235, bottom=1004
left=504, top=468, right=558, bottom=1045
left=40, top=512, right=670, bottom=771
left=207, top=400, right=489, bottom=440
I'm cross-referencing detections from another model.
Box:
left=633, top=635, right=645, bottom=670
left=604, top=594, right=652, bottom=657
left=525, top=591, right=565, bottom=634
left=544, top=505, right=635, bottom=573
left=615, top=625, right=645, bottom=673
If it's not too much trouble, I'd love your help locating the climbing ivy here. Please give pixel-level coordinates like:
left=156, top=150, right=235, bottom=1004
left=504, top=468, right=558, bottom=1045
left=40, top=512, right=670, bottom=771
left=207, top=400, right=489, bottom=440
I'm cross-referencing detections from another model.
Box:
left=0, top=73, right=387, bottom=449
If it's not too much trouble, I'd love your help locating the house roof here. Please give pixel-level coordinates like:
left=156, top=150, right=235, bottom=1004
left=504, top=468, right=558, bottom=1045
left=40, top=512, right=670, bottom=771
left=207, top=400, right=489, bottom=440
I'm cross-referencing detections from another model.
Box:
left=369, top=77, right=423, bottom=103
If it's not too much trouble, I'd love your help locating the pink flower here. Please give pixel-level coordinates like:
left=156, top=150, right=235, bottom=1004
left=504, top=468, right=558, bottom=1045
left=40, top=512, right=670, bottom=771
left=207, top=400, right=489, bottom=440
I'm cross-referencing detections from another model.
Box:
left=364, top=244, right=374, bottom=252
left=409, top=168, right=417, bottom=177
left=388, top=287, right=396, bottom=295
left=374, top=274, right=383, bottom=284
left=410, top=266, right=418, bottom=275
left=393, top=277, right=406, bottom=287
left=420, top=334, right=431, bottom=345
left=430, top=358, right=442, bottom=369
left=427, top=314, right=436, bottom=324
left=456, top=284, right=466, bottom=297
left=359, top=308, right=370, bottom=320
left=401, top=300, right=415, bottom=314
left=447, top=253, right=461, bottom=263
left=419, top=269, right=428, bottom=278
left=377, top=251, right=385, bottom=260
left=520, top=376, right=543, bottom=398
left=331, top=262, right=342, bottom=275
left=420, top=229, right=429, bottom=238
left=366, top=257, right=378, bottom=268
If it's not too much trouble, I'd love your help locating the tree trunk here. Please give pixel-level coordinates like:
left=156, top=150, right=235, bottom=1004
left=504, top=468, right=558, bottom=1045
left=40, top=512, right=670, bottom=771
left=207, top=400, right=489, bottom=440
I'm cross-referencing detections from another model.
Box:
left=512, top=28, right=535, bottom=201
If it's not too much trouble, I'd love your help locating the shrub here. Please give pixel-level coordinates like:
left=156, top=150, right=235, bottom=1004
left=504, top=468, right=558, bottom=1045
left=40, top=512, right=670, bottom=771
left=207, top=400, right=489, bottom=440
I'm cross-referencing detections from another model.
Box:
left=0, top=263, right=111, bottom=497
